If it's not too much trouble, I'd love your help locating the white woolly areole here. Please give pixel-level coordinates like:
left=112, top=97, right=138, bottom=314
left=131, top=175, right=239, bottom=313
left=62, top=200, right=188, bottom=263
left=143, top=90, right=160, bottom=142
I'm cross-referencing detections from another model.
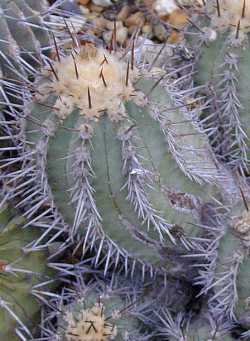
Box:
left=38, top=45, right=141, bottom=122
left=64, top=303, right=117, bottom=341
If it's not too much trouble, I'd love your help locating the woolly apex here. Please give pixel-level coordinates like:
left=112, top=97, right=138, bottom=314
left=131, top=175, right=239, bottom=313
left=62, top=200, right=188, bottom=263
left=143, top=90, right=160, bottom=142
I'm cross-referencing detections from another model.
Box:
left=35, top=44, right=146, bottom=123
left=63, top=302, right=117, bottom=341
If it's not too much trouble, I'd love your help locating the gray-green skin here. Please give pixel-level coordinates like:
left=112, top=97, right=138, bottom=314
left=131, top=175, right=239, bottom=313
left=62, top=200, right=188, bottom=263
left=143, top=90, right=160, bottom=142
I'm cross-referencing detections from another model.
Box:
left=23, top=47, right=223, bottom=278
left=58, top=289, right=140, bottom=341
left=208, top=203, right=250, bottom=331
left=183, top=6, right=250, bottom=332
left=181, top=317, right=234, bottom=341
left=155, top=308, right=235, bottom=340
left=0, top=0, right=49, bottom=85
left=187, top=7, right=250, bottom=173
left=0, top=204, right=54, bottom=340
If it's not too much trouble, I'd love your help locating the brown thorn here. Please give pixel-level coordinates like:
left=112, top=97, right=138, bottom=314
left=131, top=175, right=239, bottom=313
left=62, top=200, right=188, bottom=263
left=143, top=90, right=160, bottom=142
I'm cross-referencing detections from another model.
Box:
left=108, top=31, right=113, bottom=53
left=239, top=186, right=249, bottom=211
left=47, top=60, right=59, bottom=81
left=187, top=18, right=204, bottom=33
left=125, top=61, right=130, bottom=86
left=71, top=53, right=79, bottom=80
left=63, top=18, right=75, bottom=44
left=70, top=20, right=80, bottom=49
left=99, top=67, right=107, bottom=87
left=52, top=32, right=60, bottom=62
left=36, top=102, right=60, bottom=111
left=216, top=0, right=221, bottom=17
left=87, top=87, right=92, bottom=109
left=100, top=54, right=108, bottom=66
left=242, top=0, right=246, bottom=18
left=131, top=36, right=135, bottom=71
left=148, top=42, right=166, bottom=72
left=147, top=73, right=167, bottom=96
left=235, top=20, right=241, bottom=39
left=113, top=19, right=117, bottom=51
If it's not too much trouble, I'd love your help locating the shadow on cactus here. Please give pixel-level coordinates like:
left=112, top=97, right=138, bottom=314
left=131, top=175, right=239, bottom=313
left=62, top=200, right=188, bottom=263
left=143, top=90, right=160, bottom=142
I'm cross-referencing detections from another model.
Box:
left=0, top=203, right=55, bottom=340
left=5, top=16, right=230, bottom=280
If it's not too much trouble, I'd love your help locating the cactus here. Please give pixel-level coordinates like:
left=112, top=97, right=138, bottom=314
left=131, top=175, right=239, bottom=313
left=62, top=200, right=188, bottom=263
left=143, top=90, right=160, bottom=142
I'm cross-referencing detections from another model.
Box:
left=206, top=202, right=250, bottom=331
left=1, top=2, right=250, bottom=340
left=185, top=0, right=250, bottom=174
left=6, top=21, right=231, bottom=279
left=0, top=203, right=55, bottom=340
left=180, top=196, right=250, bottom=339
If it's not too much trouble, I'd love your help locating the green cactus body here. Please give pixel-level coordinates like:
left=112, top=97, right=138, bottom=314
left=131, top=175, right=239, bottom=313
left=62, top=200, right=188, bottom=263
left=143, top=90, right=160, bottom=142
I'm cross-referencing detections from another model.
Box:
left=21, top=42, right=223, bottom=276
left=0, top=204, right=53, bottom=340
left=208, top=205, right=250, bottom=330
left=188, top=0, right=250, bottom=172
left=8, top=0, right=50, bottom=50
left=176, top=318, right=234, bottom=341
left=154, top=307, right=235, bottom=341
left=0, top=0, right=50, bottom=88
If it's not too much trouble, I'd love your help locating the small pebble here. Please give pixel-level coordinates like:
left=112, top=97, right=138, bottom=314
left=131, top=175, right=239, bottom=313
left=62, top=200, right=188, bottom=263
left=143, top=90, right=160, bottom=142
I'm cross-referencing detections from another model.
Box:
left=168, top=9, right=188, bottom=28
left=77, top=0, right=90, bottom=5
left=125, top=11, right=145, bottom=27
left=103, top=30, right=113, bottom=44
left=86, top=12, right=99, bottom=20
left=92, top=0, right=113, bottom=7
left=117, top=5, right=130, bottom=21
left=93, top=17, right=109, bottom=30
left=79, top=5, right=90, bottom=14
left=90, top=4, right=104, bottom=13
left=127, top=25, right=139, bottom=35
left=106, top=20, right=124, bottom=30
left=153, top=23, right=169, bottom=41
left=116, top=26, right=128, bottom=45
left=142, top=24, right=152, bottom=35
left=153, top=0, right=178, bottom=16
left=167, top=30, right=182, bottom=43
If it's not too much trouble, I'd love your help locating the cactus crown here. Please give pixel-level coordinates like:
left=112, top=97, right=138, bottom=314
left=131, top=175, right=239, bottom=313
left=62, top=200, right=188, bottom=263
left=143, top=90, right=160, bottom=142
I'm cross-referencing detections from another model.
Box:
left=62, top=301, right=117, bottom=341
left=38, top=44, right=142, bottom=122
